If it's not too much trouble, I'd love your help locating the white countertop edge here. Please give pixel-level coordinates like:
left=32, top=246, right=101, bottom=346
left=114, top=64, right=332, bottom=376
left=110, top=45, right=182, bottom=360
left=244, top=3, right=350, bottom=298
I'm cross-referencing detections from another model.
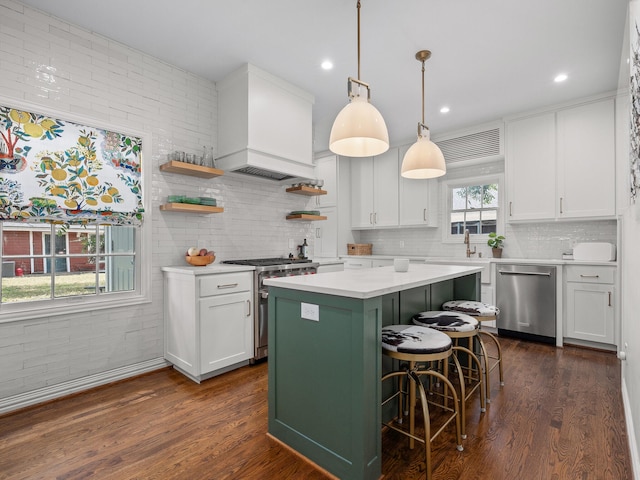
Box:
left=339, top=255, right=617, bottom=266
left=264, top=264, right=483, bottom=299
left=161, top=264, right=255, bottom=275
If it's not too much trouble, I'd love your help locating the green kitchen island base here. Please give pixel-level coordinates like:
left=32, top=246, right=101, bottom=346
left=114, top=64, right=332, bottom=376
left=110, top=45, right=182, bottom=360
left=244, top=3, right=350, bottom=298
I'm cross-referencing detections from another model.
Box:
left=265, top=264, right=481, bottom=480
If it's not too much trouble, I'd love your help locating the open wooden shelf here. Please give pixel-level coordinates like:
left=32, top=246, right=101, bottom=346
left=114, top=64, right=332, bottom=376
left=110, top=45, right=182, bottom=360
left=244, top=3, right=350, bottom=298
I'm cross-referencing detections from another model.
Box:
left=159, top=160, right=224, bottom=179
left=285, top=214, right=327, bottom=221
left=160, top=203, right=224, bottom=214
left=286, top=185, right=327, bottom=196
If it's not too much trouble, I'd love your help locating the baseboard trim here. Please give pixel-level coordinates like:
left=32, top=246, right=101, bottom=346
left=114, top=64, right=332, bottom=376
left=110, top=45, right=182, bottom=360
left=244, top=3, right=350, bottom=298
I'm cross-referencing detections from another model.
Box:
left=0, top=358, right=168, bottom=415
left=622, top=377, right=640, bottom=480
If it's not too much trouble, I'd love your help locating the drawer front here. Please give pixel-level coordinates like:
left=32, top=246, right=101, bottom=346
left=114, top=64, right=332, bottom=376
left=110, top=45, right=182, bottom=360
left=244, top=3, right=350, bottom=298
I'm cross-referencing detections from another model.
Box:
left=565, top=265, right=615, bottom=284
left=343, top=258, right=373, bottom=269
left=199, top=272, right=252, bottom=297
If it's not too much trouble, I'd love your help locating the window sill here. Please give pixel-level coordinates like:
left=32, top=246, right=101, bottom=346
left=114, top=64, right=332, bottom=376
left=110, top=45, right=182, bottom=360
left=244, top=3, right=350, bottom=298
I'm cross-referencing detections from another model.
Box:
left=0, top=292, right=152, bottom=323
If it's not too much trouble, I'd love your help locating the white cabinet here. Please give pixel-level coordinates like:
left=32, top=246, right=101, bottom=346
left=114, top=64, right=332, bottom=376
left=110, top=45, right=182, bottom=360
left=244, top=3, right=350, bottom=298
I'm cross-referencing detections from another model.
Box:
left=164, top=269, right=254, bottom=383
left=313, top=154, right=337, bottom=207
left=557, top=100, right=616, bottom=218
left=350, top=149, right=399, bottom=228
left=398, top=145, right=439, bottom=227
left=372, top=259, right=394, bottom=267
left=506, top=113, right=556, bottom=221
left=314, top=206, right=338, bottom=258
left=506, top=98, right=615, bottom=222
left=564, top=265, right=615, bottom=346
left=343, top=258, right=373, bottom=269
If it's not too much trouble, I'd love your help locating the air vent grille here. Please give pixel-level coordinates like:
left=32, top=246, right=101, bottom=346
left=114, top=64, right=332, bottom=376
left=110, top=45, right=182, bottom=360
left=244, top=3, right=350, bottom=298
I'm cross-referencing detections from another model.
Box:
left=234, top=166, right=296, bottom=181
left=434, top=127, right=502, bottom=164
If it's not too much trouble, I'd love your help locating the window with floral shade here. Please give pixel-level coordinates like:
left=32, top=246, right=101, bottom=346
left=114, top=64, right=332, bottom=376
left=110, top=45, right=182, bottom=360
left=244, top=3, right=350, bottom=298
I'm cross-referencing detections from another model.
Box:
left=0, top=102, right=150, bottom=321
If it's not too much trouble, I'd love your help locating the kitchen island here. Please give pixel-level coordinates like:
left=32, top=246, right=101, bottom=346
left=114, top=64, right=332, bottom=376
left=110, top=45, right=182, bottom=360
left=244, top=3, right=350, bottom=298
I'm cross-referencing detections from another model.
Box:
left=264, top=264, right=483, bottom=480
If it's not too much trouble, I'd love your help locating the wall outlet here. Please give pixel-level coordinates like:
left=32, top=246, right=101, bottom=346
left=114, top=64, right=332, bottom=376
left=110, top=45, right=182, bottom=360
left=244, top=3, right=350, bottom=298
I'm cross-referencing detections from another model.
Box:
left=399, top=240, right=405, bottom=248
left=301, top=302, right=319, bottom=321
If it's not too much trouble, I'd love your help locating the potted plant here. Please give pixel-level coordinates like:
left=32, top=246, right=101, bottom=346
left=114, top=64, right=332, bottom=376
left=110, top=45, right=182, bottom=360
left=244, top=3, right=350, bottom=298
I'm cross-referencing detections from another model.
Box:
left=487, top=232, right=505, bottom=258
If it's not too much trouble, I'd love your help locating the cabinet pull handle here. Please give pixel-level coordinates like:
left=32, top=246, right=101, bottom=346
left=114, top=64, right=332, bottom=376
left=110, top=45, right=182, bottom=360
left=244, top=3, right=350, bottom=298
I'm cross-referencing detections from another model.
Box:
left=509, top=201, right=512, bottom=217
left=217, top=283, right=238, bottom=289
left=579, top=274, right=600, bottom=278
left=608, top=292, right=612, bottom=307
left=423, top=208, right=427, bottom=221
left=560, top=197, right=563, bottom=214
left=369, top=213, right=373, bottom=225
left=246, top=299, right=251, bottom=317
left=374, top=212, right=377, bottom=224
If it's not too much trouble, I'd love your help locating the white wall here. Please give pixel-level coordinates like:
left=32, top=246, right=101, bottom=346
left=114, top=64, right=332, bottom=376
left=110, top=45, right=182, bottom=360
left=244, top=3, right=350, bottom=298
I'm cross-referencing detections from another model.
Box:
left=621, top=2, right=640, bottom=475
left=0, top=0, right=315, bottom=407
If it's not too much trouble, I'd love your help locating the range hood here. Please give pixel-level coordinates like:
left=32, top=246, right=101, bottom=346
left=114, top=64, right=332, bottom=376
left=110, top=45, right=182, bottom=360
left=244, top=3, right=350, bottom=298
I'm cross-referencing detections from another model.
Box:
left=216, top=64, right=315, bottom=181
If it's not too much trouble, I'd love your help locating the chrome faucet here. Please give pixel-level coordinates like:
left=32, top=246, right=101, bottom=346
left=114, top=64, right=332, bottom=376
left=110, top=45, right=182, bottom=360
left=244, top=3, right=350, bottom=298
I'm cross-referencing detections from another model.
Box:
left=464, top=229, right=476, bottom=258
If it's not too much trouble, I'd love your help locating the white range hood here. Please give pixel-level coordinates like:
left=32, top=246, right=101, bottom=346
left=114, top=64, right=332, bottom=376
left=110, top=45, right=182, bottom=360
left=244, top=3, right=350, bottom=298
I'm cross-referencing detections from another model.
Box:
left=216, top=64, right=315, bottom=181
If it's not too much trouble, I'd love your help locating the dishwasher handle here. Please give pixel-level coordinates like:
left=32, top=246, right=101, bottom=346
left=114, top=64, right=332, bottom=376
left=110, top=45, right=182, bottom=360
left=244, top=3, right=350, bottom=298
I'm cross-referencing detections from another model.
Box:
left=498, top=270, right=552, bottom=277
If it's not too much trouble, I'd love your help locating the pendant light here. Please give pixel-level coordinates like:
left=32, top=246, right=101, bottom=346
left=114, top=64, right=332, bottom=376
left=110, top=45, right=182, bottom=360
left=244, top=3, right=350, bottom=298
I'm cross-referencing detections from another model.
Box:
left=400, top=50, right=446, bottom=179
left=329, top=0, right=389, bottom=157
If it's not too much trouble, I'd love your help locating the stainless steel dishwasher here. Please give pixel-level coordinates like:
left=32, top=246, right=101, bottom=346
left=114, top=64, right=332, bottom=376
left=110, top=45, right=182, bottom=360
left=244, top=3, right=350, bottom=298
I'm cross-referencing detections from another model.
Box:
left=496, top=264, right=556, bottom=343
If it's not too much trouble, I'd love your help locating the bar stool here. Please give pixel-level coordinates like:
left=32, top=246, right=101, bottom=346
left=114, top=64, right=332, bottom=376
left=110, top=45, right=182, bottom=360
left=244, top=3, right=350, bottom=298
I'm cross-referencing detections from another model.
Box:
left=443, top=300, right=504, bottom=403
left=381, top=324, right=463, bottom=480
left=411, top=311, right=486, bottom=440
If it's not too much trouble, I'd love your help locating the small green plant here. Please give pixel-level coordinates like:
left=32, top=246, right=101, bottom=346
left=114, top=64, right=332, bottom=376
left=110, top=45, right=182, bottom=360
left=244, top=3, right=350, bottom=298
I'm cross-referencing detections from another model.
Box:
left=487, top=232, right=505, bottom=249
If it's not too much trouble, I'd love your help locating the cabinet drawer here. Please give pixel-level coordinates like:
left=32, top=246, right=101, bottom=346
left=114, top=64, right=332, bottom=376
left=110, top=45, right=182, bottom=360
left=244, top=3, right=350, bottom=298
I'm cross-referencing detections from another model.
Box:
left=199, top=272, right=252, bottom=297
left=565, top=265, right=615, bottom=284
left=343, top=258, right=373, bottom=269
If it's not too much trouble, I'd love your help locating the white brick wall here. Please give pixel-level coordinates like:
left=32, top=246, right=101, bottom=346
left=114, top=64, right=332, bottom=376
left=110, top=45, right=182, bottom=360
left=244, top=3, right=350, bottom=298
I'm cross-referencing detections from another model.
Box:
left=0, top=0, right=315, bottom=402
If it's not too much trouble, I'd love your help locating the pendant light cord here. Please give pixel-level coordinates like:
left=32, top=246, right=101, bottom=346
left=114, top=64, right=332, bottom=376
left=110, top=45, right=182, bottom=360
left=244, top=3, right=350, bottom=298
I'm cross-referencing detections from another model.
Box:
left=357, top=0, right=361, bottom=81
left=421, top=58, right=425, bottom=125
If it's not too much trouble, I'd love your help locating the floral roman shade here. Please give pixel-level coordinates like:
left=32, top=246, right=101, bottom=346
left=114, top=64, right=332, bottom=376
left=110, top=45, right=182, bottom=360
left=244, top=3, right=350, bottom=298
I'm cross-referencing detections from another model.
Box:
left=0, top=105, right=143, bottom=226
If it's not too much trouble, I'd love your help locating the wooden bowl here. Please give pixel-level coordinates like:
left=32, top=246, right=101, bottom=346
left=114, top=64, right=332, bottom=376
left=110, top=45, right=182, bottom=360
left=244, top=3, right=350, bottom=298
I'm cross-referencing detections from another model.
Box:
left=185, top=255, right=215, bottom=266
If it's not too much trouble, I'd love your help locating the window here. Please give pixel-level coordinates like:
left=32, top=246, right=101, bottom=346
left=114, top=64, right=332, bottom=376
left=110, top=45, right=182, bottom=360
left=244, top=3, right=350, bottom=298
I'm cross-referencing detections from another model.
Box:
left=1, top=222, right=136, bottom=303
left=442, top=174, right=503, bottom=243
left=0, top=102, right=151, bottom=322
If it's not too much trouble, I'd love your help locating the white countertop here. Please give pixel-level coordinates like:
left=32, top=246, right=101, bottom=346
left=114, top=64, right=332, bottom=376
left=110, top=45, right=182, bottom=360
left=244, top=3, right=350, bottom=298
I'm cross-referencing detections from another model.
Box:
left=161, top=264, right=255, bottom=275
left=263, top=263, right=483, bottom=299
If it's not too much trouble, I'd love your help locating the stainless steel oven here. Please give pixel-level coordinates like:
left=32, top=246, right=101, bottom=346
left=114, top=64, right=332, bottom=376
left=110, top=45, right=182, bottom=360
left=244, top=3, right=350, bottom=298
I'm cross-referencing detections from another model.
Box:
left=222, top=258, right=318, bottom=361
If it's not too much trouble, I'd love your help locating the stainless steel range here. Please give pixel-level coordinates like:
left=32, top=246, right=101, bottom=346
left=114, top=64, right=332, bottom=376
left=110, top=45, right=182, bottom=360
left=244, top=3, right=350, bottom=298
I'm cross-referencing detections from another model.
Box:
left=222, top=257, right=319, bottom=361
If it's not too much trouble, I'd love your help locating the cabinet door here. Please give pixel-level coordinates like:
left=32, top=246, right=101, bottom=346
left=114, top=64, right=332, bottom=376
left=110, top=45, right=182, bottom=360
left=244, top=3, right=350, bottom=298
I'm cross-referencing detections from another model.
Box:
left=314, top=155, right=337, bottom=207
left=566, top=283, right=614, bottom=344
left=314, top=206, right=337, bottom=258
left=505, top=113, right=556, bottom=221
left=557, top=99, right=615, bottom=218
left=350, top=157, right=375, bottom=228
left=373, top=148, right=399, bottom=227
left=199, top=291, right=253, bottom=374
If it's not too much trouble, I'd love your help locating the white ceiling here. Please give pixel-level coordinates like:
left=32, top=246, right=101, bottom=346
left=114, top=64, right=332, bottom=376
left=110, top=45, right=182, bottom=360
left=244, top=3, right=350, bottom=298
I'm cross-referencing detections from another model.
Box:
left=19, top=0, right=629, bottom=153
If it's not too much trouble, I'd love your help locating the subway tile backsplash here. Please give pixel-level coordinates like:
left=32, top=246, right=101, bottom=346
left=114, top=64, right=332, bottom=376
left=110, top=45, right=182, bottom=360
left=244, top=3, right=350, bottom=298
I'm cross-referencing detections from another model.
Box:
left=358, top=220, right=617, bottom=260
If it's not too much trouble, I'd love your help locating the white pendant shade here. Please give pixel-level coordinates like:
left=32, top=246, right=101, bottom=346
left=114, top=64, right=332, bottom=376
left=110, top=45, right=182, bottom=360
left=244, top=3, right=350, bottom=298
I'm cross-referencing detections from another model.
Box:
left=329, top=96, right=389, bottom=157
left=401, top=133, right=446, bottom=179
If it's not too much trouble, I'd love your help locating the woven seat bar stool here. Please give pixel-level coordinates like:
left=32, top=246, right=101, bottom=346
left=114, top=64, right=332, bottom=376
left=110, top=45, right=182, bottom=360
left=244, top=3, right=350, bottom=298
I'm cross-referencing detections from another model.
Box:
left=443, top=300, right=504, bottom=403
left=381, top=324, right=463, bottom=480
left=412, top=311, right=486, bottom=440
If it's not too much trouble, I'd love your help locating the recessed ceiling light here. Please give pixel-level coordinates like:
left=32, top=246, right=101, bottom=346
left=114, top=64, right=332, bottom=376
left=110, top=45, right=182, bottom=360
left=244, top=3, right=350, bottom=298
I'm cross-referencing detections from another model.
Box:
left=440, top=106, right=450, bottom=114
left=321, top=60, right=333, bottom=70
left=554, top=73, right=568, bottom=83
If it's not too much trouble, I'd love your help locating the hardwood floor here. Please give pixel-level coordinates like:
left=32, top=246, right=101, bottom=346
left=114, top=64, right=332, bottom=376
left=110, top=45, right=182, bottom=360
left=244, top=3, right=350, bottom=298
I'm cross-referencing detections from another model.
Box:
left=0, top=338, right=632, bottom=480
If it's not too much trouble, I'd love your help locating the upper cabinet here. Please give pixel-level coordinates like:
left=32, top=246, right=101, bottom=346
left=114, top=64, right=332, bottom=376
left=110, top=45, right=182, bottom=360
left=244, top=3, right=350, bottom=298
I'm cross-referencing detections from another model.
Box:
left=216, top=64, right=315, bottom=180
left=350, top=149, right=399, bottom=229
left=313, top=154, right=338, bottom=207
left=506, top=97, right=615, bottom=222
left=398, top=144, right=439, bottom=227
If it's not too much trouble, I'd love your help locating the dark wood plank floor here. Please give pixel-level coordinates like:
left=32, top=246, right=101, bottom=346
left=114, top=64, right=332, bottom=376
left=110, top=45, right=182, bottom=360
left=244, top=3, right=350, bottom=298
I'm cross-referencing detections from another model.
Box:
left=0, top=337, right=632, bottom=480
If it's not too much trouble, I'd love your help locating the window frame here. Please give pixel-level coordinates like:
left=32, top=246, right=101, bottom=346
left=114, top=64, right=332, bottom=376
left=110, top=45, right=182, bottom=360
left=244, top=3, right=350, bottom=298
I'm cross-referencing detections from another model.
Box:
left=441, top=173, right=504, bottom=245
left=0, top=98, right=152, bottom=323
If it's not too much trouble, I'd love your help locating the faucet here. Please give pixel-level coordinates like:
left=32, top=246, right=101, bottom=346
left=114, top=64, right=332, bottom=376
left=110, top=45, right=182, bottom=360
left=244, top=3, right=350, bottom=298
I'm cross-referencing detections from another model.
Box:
left=464, top=229, right=476, bottom=258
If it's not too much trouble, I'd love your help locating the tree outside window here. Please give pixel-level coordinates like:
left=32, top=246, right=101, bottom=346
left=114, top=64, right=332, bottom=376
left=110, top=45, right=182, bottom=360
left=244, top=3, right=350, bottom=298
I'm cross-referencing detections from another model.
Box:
left=450, top=184, right=498, bottom=235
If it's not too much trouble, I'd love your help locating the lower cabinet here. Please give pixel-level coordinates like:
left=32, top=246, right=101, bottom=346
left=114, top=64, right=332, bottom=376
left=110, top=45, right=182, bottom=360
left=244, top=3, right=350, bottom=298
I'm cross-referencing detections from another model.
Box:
left=564, top=265, right=615, bottom=346
left=164, top=269, right=254, bottom=382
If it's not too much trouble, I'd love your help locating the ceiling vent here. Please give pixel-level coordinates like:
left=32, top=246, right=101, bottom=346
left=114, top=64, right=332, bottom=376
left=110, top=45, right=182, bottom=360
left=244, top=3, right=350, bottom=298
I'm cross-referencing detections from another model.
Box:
left=433, top=125, right=503, bottom=165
